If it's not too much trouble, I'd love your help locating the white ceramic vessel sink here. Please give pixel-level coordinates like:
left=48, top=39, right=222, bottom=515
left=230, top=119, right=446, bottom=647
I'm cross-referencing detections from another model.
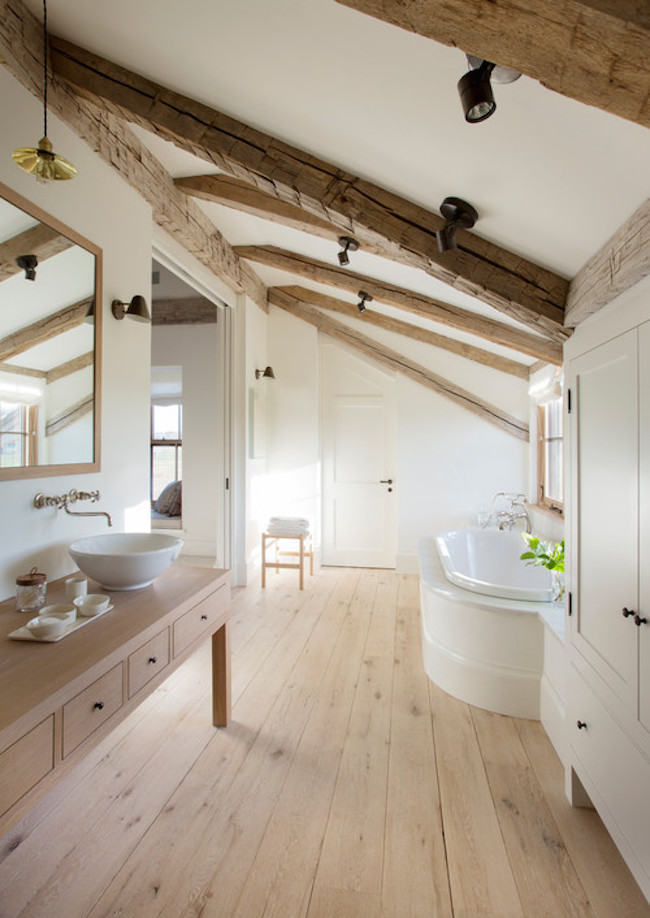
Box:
left=69, top=533, right=183, bottom=590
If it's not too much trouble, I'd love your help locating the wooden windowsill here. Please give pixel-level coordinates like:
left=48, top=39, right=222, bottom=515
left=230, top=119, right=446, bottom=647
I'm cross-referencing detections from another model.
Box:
left=529, top=502, right=564, bottom=522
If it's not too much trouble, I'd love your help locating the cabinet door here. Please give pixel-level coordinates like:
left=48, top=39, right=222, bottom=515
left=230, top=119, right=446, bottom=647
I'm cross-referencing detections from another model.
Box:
left=570, top=329, right=638, bottom=711
left=639, top=321, right=650, bottom=736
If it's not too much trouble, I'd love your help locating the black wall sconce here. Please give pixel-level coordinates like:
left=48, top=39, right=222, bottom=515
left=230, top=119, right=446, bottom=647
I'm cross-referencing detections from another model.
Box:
left=338, top=236, right=359, bottom=266
left=357, top=291, right=373, bottom=313
left=16, top=254, right=38, bottom=281
left=255, top=366, right=275, bottom=380
left=111, top=295, right=151, bottom=323
left=458, top=55, right=521, bottom=123
left=436, top=197, right=478, bottom=253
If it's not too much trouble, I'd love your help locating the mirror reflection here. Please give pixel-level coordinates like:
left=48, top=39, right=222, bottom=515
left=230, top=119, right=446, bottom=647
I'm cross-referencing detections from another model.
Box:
left=0, top=183, right=100, bottom=479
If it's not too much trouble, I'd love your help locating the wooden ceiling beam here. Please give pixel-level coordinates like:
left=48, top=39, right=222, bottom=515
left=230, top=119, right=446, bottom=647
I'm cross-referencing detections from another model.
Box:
left=565, top=197, right=650, bottom=326
left=276, top=285, right=529, bottom=379
left=46, top=351, right=93, bottom=384
left=152, top=297, right=218, bottom=325
left=0, top=224, right=73, bottom=283
left=334, top=0, right=650, bottom=129
left=236, top=246, right=563, bottom=365
left=0, top=298, right=91, bottom=362
left=0, top=0, right=267, bottom=312
left=49, top=36, right=570, bottom=338
left=270, top=288, right=528, bottom=441
left=174, top=174, right=336, bottom=240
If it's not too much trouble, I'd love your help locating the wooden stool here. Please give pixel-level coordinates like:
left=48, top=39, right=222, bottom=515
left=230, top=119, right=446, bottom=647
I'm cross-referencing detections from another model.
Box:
left=261, top=532, right=313, bottom=590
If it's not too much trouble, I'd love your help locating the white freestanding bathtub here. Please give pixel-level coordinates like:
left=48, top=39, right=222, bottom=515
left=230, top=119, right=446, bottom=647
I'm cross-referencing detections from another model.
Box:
left=418, top=529, right=563, bottom=720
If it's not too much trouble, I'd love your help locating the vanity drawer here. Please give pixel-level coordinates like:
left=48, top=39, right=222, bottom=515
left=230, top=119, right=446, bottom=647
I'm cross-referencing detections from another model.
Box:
left=173, top=586, right=228, bottom=658
left=128, top=628, right=170, bottom=698
left=0, top=716, right=54, bottom=817
left=62, top=664, right=124, bottom=758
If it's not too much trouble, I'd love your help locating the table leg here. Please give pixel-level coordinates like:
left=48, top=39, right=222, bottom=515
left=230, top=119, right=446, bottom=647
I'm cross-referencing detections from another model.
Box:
left=261, top=533, right=267, bottom=588
left=212, top=621, right=231, bottom=726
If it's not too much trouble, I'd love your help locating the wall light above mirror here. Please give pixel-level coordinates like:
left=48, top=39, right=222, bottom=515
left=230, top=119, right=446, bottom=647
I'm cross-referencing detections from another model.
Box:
left=0, top=181, right=102, bottom=480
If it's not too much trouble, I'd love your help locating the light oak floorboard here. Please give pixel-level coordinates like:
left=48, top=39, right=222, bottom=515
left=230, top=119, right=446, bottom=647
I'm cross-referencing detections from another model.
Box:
left=0, top=569, right=647, bottom=917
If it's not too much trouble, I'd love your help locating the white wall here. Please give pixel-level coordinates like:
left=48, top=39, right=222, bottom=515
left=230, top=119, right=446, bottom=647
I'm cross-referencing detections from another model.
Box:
left=0, top=70, right=152, bottom=600
left=151, top=323, right=221, bottom=558
left=265, top=302, right=530, bottom=573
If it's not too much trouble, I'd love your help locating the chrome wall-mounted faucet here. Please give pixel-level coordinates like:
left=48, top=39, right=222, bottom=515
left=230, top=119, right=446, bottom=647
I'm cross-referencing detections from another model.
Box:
left=480, top=491, right=531, bottom=533
left=34, top=489, right=112, bottom=527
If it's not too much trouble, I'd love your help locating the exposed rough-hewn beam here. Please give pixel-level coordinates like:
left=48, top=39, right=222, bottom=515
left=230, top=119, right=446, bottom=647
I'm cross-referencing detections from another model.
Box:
left=49, top=36, right=569, bottom=338
left=46, top=394, right=93, bottom=436
left=0, top=0, right=267, bottom=312
left=0, top=224, right=73, bottom=282
left=334, top=0, right=650, bottom=129
left=46, top=351, right=93, bottom=384
left=236, top=246, right=563, bottom=365
left=0, top=298, right=91, bottom=362
left=566, top=198, right=650, bottom=326
left=152, top=296, right=218, bottom=325
left=276, top=285, right=529, bottom=379
left=175, top=174, right=336, bottom=240
left=271, top=289, right=529, bottom=441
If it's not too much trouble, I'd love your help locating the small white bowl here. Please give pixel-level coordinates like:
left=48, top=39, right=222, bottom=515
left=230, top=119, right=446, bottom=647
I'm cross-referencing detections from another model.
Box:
left=26, top=615, right=69, bottom=639
left=75, top=593, right=110, bottom=617
left=38, top=604, right=77, bottom=626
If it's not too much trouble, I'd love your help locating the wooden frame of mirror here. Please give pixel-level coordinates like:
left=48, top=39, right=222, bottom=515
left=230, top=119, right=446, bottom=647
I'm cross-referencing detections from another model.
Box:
left=0, top=181, right=102, bottom=480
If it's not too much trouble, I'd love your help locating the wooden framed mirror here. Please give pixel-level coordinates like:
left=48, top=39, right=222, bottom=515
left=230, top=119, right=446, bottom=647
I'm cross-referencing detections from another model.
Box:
left=0, top=181, right=101, bottom=479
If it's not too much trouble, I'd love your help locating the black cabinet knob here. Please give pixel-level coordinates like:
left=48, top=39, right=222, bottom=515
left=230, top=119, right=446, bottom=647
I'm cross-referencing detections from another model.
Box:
left=635, top=615, right=648, bottom=627
left=622, top=607, right=635, bottom=618
left=201, top=614, right=208, bottom=621
left=576, top=720, right=587, bottom=730
left=93, top=701, right=105, bottom=711
left=148, top=656, right=157, bottom=664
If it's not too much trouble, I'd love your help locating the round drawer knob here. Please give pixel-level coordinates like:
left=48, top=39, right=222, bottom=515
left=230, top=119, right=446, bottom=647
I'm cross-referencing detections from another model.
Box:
left=201, top=614, right=208, bottom=621
left=622, top=607, right=635, bottom=618
left=93, top=701, right=105, bottom=711
left=576, top=720, right=587, bottom=730
left=148, top=656, right=157, bottom=664
left=635, top=614, right=648, bottom=627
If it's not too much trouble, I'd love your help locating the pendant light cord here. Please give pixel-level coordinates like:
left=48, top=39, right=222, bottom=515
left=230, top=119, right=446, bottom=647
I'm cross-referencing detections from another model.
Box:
left=42, top=0, right=48, bottom=139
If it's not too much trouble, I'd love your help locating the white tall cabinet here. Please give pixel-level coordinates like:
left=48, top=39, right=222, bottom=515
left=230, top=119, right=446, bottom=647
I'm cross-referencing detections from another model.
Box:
left=566, top=314, right=650, bottom=901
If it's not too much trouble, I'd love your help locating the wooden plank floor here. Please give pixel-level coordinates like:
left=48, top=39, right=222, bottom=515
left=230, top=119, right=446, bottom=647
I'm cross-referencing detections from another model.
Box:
left=1, top=567, right=648, bottom=917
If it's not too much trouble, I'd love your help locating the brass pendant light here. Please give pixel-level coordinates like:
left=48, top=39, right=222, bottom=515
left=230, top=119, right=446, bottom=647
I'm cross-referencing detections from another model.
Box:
left=12, top=0, right=77, bottom=181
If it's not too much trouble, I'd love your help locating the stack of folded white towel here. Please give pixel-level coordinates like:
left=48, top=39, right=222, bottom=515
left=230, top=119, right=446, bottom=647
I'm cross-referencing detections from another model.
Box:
left=266, top=516, right=310, bottom=537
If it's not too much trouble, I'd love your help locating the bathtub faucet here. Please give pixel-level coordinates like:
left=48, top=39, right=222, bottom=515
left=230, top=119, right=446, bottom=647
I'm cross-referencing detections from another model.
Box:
left=497, top=497, right=531, bottom=533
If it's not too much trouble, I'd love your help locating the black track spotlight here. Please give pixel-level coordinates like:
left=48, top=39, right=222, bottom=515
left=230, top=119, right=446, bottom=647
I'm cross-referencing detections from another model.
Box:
left=16, top=254, right=38, bottom=281
left=357, top=291, right=373, bottom=313
left=458, top=59, right=496, bottom=123
left=436, top=197, right=478, bottom=253
left=337, top=236, right=359, bottom=267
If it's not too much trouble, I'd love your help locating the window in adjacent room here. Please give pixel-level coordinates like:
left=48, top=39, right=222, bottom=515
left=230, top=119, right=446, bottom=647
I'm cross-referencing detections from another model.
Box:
left=151, top=402, right=182, bottom=502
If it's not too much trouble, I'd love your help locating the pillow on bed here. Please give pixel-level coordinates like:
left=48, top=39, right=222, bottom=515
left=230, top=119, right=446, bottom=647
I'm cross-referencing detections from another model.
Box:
left=154, top=480, right=180, bottom=515
left=167, top=483, right=182, bottom=517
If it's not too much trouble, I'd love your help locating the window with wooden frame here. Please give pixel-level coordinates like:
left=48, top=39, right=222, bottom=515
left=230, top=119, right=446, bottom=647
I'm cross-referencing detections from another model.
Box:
left=537, top=395, right=563, bottom=514
left=0, top=402, right=38, bottom=468
left=150, top=403, right=182, bottom=502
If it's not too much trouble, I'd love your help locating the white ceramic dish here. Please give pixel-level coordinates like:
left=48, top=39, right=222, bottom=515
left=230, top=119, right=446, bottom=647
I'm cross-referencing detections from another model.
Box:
left=26, top=614, right=69, bottom=639
left=10, top=603, right=114, bottom=643
left=39, top=604, right=77, bottom=625
left=74, top=593, right=111, bottom=617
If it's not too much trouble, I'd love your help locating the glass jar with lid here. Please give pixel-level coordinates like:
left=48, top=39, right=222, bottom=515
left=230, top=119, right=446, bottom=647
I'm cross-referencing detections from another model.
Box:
left=16, top=567, right=47, bottom=613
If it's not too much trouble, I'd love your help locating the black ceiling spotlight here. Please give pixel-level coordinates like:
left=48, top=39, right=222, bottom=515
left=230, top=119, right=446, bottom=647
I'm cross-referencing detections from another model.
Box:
left=436, top=197, right=478, bottom=253
left=357, top=291, right=373, bottom=313
left=458, top=55, right=521, bottom=123
left=337, top=236, right=359, bottom=267
left=16, top=254, right=38, bottom=281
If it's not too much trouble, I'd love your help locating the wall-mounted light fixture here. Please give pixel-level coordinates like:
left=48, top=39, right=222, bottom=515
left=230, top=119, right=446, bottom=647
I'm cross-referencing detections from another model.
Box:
left=255, top=366, right=275, bottom=380
left=357, top=291, right=373, bottom=313
left=111, top=295, right=151, bottom=323
left=458, top=55, right=521, bottom=124
left=436, top=197, right=478, bottom=253
left=12, top=0, right=77, bottom=181
left=338, top=236, right=359, bottom=267
left=16, top=254, right=38, bottom=281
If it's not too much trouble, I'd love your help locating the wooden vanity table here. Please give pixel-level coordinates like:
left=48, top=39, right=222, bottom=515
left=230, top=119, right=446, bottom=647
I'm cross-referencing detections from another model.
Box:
left=0, top=564, right=230, bottom=836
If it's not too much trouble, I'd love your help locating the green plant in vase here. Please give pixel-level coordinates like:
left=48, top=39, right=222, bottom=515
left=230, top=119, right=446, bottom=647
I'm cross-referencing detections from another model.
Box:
left=520, top=533, right=565, bottom=601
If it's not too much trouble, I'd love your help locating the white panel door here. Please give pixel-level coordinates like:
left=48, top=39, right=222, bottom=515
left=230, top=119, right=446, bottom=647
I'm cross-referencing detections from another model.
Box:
left=638, top=320, right=650, bottom=735
left=321, top=343, right=397, bottom=568
left=569, top=329, right=638, bottom=711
